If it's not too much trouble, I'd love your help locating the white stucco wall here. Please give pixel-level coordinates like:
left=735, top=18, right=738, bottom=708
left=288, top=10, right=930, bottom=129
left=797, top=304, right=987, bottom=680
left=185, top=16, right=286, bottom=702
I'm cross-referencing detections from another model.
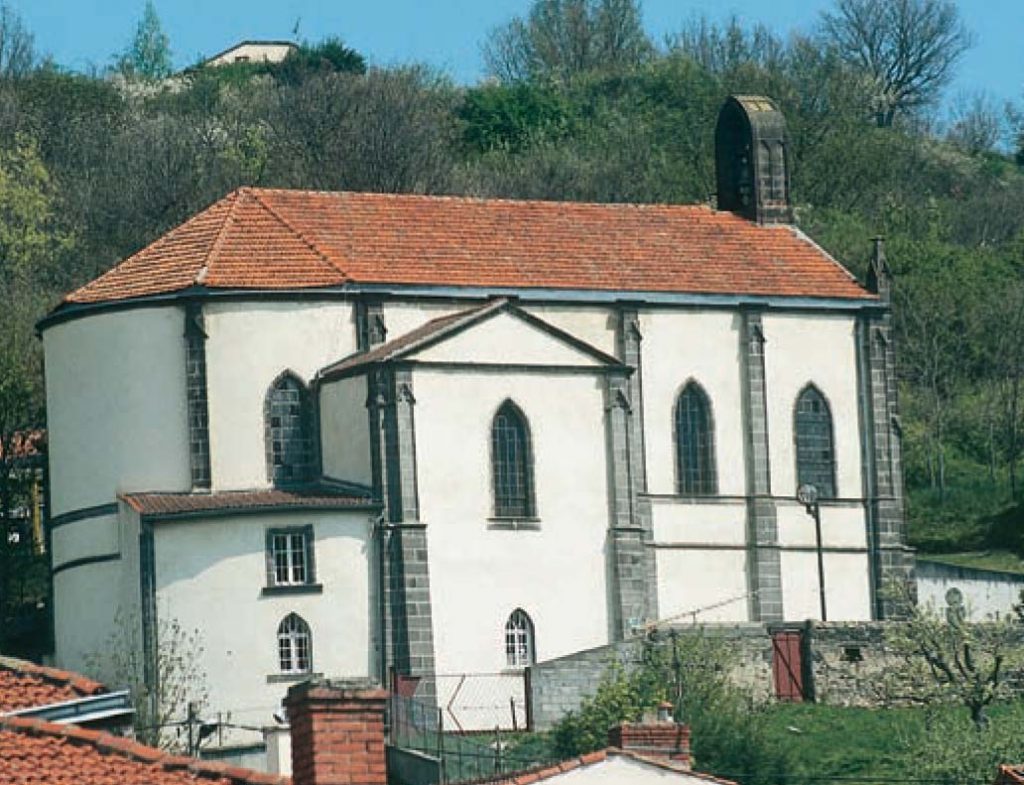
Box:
left=640, top=311, right=745, bottom=496
left=412, top=367, right=612, bottom=674
left=206, top=42, right=295, bottom=67
left=383, top=300, right=460, bottom=341
left=916, top=561, right=1024, bottom=621
left=153, top=510, right=375, bottom=732
left=780, top=550, right=871, bottom=621
left=320, top=375, right=371, bottom=486
left=52, top=553, right=122, bottom=676
left=203, top=301, right=356, bottom=490
left=776, top=503, right=868, bottom=550
left=762, top=314, right=862, bottom=499
left=43, top=307, right=191, bottom=515
left=524, top=305, right=617, bottom=356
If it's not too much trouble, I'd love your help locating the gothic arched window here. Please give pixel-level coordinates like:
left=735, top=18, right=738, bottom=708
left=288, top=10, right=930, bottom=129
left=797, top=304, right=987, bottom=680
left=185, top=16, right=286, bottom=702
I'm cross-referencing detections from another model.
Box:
left=794, top=385, right=836, bottom=498
left=675, top=382, right=717, bottom=496
left=505, top=609, right=535, bottom=668
left=492, top=401, right=535, bottom=518
left=277, top=613, right=312, bottom=674
left=265, top=371, right=315, bottom=486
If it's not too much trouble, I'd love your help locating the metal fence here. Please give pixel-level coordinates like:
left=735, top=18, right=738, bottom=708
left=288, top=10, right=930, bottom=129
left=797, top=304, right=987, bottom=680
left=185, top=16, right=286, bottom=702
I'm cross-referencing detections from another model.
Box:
left=401, top=671, right=528, bottom=732
left=388, top=693, right=552, bottom=784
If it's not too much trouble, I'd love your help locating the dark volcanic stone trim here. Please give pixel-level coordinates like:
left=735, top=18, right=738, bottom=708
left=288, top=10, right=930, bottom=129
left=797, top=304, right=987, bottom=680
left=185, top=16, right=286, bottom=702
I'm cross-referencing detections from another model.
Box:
left=184, top=302, right=212, bottom=490
left=740, top=311, right=783, bottom=621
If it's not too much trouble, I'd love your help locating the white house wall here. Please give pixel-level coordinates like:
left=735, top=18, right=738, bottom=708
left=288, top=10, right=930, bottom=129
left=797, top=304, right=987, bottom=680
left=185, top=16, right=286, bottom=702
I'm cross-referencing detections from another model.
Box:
left=203, top=301, right=356, bottom=490
left=52, top=555, right=121, bottom=676
left=639, top=311, right=746, bottom=496
left=383, top=300, right=460, bottom=341
left=762, top=314, right=862, bottom=499
left=320, top=375, right=371, bottom=486
left=412, top=368, right=611, bottom=674
left=152, top=510, right=375, bottom=733
left=43, top=307, right=190, bottom=514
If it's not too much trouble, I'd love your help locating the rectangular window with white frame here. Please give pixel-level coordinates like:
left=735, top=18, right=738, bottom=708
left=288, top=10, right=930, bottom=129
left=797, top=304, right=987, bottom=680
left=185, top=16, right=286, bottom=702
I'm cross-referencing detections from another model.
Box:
left=265, top=525, right=318, bottom=592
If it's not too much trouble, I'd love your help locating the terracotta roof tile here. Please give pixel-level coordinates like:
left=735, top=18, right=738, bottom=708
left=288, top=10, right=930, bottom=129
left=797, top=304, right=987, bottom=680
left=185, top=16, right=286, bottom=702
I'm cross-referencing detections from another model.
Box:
left=120, top=485, right=376, bottom=518
left=998, top=765, right=1024, bottom=784
left=0, top=716, right=289, bottom=785
left=0, top=657, right=107, bottom=714
left=64, top=188, right=873, bottom=306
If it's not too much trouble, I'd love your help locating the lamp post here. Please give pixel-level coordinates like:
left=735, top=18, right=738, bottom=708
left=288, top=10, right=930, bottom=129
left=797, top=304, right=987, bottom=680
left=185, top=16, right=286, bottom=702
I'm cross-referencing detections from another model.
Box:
left=797, top=484, right=827, bottom=622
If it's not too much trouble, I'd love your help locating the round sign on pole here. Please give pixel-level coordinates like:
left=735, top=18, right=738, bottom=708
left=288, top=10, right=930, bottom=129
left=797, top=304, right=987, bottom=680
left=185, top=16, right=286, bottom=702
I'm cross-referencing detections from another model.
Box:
left=797, top=484, right=819, bottom=506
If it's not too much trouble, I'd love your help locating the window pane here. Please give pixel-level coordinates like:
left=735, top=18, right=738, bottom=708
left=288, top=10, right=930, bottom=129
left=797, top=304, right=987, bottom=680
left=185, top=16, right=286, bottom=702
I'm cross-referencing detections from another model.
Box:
left=676, top=384, right=717, bottom=496
left=266, top=375, right=315, bottom=485
left=795, top=387, right=836, bottom=498
left=493, top=404, right=534, bottom=518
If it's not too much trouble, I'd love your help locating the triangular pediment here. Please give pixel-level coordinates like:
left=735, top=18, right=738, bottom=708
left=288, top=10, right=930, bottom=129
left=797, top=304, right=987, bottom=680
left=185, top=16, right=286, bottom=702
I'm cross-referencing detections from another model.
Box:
left=408, top=306, right=617, bottom=368
left=318, top=299, right=624, bottom=380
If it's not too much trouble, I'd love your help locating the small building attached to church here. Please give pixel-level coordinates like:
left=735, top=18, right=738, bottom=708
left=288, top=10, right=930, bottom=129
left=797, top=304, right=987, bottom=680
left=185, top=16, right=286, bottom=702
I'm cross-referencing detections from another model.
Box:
left=39, top=96, right=912, bottom=739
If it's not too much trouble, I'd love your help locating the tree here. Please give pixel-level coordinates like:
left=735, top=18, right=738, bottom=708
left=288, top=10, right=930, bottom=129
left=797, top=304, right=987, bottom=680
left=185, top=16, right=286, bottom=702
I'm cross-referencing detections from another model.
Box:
left=0, top=3, right=35, bottom=80
left=946, top=90, right=1004, bottom=156
left=116, top=1, right=172, bottom=81
left=86, top=607, right=209, bottom=750
left=820, top=0, right=973, bottom=127
left=483, top=0, right=652, bottom=83
left=877, top=583, right=1024, bottom=729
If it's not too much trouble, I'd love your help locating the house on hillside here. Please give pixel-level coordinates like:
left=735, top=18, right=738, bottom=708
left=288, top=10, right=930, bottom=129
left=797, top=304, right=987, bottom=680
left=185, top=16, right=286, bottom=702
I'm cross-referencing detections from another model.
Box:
left=200, top=40, right=297, bottom=68
left=39, top=96, right=913, bottom=743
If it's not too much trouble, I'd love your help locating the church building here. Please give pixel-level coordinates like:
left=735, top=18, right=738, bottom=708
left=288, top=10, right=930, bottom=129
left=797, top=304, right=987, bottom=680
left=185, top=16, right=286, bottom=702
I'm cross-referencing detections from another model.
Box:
left=40, top=97, right=912, bottom=735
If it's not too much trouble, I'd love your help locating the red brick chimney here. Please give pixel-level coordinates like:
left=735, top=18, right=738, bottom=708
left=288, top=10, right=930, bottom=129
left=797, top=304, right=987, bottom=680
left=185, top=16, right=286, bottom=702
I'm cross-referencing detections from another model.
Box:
left=607, top=702, right=691, bottom=768
left=285, top=679, right=388, bottom=785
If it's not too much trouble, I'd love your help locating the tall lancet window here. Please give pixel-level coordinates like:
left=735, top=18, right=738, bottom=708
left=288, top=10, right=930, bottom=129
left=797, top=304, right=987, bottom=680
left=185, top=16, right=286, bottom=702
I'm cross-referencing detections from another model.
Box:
left=795, top=385, right=836, bottom=498
left=491, top=401, right=535, bottom=518
left=265, top=371, right=315, bottom=485
left=277, top=613, right=312, bottom=674
left=505, top=609, right=535, bottom=668
left=675, top=382, right=717, bottom=496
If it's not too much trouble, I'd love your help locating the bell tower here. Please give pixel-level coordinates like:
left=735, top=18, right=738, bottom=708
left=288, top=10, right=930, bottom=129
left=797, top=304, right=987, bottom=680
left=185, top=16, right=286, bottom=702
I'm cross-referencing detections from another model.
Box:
left=715, top=95, right=792, bottom=224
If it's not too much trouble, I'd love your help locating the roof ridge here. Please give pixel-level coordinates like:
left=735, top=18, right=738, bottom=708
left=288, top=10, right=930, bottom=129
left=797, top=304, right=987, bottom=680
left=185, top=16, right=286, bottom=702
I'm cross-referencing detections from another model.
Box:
left=0, top=716, right=290, bottom=785
left=245, top=186, right=717, bottom=213
left=196, top=188, right=244, bottom=285
left=248, top=188, right=348, bottom=280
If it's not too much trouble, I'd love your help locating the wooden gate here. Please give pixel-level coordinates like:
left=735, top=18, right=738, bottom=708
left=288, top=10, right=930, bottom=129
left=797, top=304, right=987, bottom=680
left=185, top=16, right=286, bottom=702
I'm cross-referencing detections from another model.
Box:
left=771, top=630, right=804, bottom=702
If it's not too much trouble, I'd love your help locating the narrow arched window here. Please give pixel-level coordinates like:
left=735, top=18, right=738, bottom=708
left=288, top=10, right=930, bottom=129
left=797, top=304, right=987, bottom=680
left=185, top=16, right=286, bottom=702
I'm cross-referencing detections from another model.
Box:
left=265, top=372, right=315, bottom=485
left=505, top=609, right=535, bottom=668
left=795, top=385, right=836, bottom=498
left=277, top=613, right=312, bottom=674
left=675, top=382, right=717, bottom=496
left=492, top=401, right=535, bottom=518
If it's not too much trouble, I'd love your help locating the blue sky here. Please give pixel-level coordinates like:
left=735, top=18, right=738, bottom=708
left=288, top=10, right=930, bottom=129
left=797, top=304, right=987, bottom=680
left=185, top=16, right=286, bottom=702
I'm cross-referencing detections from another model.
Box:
left=13, top=0, right=1024, bottom=114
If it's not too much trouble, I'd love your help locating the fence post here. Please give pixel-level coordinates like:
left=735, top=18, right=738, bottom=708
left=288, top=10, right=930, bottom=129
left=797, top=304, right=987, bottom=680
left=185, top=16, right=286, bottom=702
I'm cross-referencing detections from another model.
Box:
left=437, top=705, right=446, bottom=783
left=495, top=726, right=502, bottom=775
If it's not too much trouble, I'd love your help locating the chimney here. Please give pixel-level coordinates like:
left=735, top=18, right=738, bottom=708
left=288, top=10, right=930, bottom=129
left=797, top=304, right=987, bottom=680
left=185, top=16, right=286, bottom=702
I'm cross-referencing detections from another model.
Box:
left=715, top=95, right=793, bottom=225
left=866, top=236, right=892, bottom=302
left=285, top=678, right=388, bottom=785
left=607, top=703, right=691, bottom=768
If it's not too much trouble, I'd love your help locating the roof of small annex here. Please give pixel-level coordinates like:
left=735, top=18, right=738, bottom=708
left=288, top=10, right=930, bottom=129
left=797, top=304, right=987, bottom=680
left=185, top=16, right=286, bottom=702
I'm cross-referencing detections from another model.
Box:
left=997, top=765, right=1024, bottom=784
left=119, top=484, right=377, bottom=520
left=464, top=748, right=738, bottom=784
left=318, top=297, right=626, bottom=380
left=0, top=716, right=288, bottom=785
left=59, top=187, right=874, bottom=310
left=0, top=656, right=107, bottom=714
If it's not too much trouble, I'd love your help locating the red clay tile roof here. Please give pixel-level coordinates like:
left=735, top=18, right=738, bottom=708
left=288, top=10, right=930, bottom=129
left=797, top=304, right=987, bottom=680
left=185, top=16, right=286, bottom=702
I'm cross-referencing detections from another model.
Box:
left=0, top=716, right=288, bottom=785
left=465, top=749, right=737, bottom=784
left=0, top=430, right=45, bottom=462
left=64, top=188, right=873, bottom=306
left=0, top=656, right=107, bottom=714
left=120, top=486, right=376, bottom=518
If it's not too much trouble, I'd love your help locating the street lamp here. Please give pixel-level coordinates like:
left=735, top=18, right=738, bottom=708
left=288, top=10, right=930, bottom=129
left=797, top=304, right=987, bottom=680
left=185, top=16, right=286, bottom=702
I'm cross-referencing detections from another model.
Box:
left=797, top=484, right=827, bottom=622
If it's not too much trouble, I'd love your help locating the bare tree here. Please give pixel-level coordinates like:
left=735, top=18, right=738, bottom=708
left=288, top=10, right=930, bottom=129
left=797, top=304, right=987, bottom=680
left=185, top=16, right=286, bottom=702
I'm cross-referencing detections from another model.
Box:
left=820, top=0, right=973, bottom=127
left=483, top=0, right=652, bottom=83
left=946, top=90, right=1004, bottom=155
left=0, top=3, right=35, bottom=80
